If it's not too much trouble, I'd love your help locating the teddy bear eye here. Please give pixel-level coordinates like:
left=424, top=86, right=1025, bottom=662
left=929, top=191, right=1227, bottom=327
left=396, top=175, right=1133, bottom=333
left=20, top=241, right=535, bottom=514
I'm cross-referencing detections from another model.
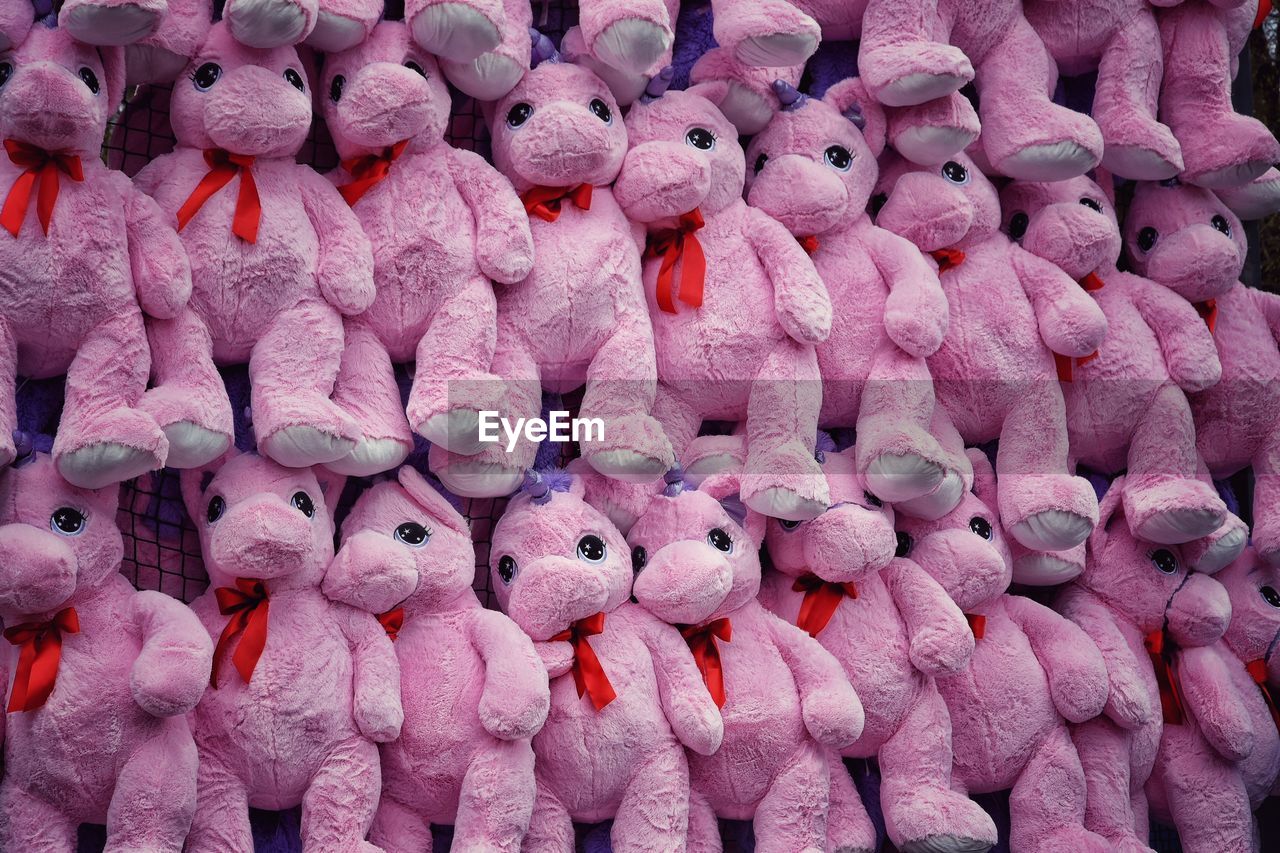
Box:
left=0, top=62, right=12, bottom=88
left=824, top=145, right=853, bottom=171
left=1079, top=197, right=1103, bottom=212
left=1150, top=548, right=1178, bottom=574
left=863, top=490, right=883, bottom=508
left=779, top=518, right=801, bottom=531
left=394, top=522, right=430, bottom=547
left=78, top=67, right=100, bottom=94
left=206, top=495, right=225, bottom=524
left=50, top=507, right=85, bottom=536
left=589, top=98, right=612, bottom=124
left=404, top=60, right=427, bottom=78
left=329, top=74, right=345, bottom=103
left=869, top=192, right=888, bottom=217
left=284, top=68, right=305, bottom=92
left=291, top=491, right=315, bottom=518
left=753, top=152, right=768, bottom=174
left=1211, top=214, right=1231, bottom=236
left=970, top=517, right=993, bottom=540
left=941, top=161, right=969, bottom=184
left=895, top=531, right=912, bottom=557
left=686, top=127, right=715, bottom=151
left=506, top=102, right=533, bottom=128
left=631, top=545, right=647, bottom=573
left=1261, top=585, right=1280, bottom=608
left=1007, top=211, right=1029, bottom=240
left=577, top=535, right=607, bottom=563
left=707, top=528, right=733, bottom=552
left=192, top=62, right=221, bottom=91
left=497, top=555, right=517, bottom=584
left=1137, top=227, right=1158, bottom=252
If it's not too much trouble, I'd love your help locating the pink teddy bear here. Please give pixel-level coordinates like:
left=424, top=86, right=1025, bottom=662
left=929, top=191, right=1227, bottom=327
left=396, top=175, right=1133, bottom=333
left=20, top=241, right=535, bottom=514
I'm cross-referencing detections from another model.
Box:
left=873, top=151, right=1105, bottom=567
left=488, top=470, right=724, bottom=851
left=898, top=448, right=1112, bottom=852
left=999, top=174, right=1230, bottom=549
left=180, top=450, right=402, bottom=851
left=321, top=465, right=551, bottom=851
left=0, top=448, right=213, bottom=850
left=613, top=82, right=833, bottom=521
left=744, top=78, right=971, bottom=519
left=759, top=447, right=998, bottom=853
left=136, top=23, right=377, bottom=472
left=318, top=22, right=534, bottom=477
left=1056, top=478, right=1233, bottom=853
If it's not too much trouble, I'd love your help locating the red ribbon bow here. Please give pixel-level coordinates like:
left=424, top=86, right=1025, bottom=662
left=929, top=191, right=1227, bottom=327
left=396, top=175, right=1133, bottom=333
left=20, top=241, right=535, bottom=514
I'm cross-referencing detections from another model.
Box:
left=647, top=208, right=708, bottom=314
left=1144, top=629, right=1185, bottom=725
left=551, top=612, right=617, bottom=711
left=177, top=149, right=262, bottom=243
left=1, top=139, right=84, bottom=237
left=212, top=578, right=270, bottom=688
left=1056, top=273, right=1105, bottom=381
left=4, top=607, right=79, bottom=712
left=1195, top=299, right=1218, bottom=336
left=1247, top=659, right=1280, bottom=736
left=521, top=183, right=593, bottom=223
left=966, top=613, right=987, bottom=640
left=339, top=139, right=410, bottom=207
left=1256, top=0, right=1272, bottom=29
left=930, top=247, right=966, bottom=273
left=797, top=234, right=820, bottom=255
left=680, top=618, right=732, bottom=708
left=377, top=607, right=405, bottom=642
left=792, top=574, right=857, bottom=638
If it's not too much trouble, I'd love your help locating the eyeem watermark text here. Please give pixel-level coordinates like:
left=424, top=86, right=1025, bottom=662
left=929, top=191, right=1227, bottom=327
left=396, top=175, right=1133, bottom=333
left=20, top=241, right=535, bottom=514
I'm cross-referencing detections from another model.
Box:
left=478, top=411, right=605, bottom=452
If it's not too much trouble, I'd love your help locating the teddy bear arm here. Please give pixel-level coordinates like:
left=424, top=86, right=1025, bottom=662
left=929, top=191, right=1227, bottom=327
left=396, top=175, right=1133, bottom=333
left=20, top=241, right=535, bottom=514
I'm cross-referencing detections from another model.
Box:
left=446, top=148, right=535, bottom=285
left=129, top=589, right=215, bottom=718
left=762, top=610, right=864, bottom=749
left=298, top=173, right=376, bottom=316
left=1176, top=644, right=1256, bottom=762
left=468, top=608, right=551, bottom=741
left=123, top=181, right=193, bottom=321
left=131, top=154, right=176, bottom=202
left=1057, top=590, right=1155, bottom=729
left=1003, top=594, right=1109, bottom=722
left=884, top=557, right=975, bottom=676
left=746, top=207, right=832, bottom=345
left=535, top=639, right=575, bottom=679
left=338, top=606, right=404, bottom=743
left=1009, top=244, right=1108, bottom=358
left=636, top=613, right=724, bottom=756
left=866, top=225, right=949, bottom=358
left=1133, top=279, right=1223, bottom=392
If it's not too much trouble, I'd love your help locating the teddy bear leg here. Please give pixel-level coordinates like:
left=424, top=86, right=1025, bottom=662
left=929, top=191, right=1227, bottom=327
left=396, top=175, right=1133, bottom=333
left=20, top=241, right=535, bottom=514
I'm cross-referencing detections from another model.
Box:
left=653, top=382, right=705, bottom=462
left=523, top=779, right=575, bottom=853
left=439, top=0, right=529, bottom=101
left=1072, top=718, right=1156, bottom=853
left=406, top=0, right=503, bottom=63
left=223, top=0, right=318, bottom=48
left=60, top=0, right=166, bottom=46
left=54, top=309, right=168, bottom=489
left=370, top=795, right=434, bottom=852
left=186, top=753, right=254, bottom=852
left=856, top=345, right=948, bottom=505
left=749, top=739, right=829, bottom=853
left=249, top=303, right=361, bottom=468
left=577, top=0, right=673, bottom=75
left=140, top=310, right=233, bottom=470
left=709, top=0, right=820, bottom=67
left=885, top=90, right=982, bottom=167
left=300, top=736, right=382, bottom=851
left=451, top=738, right=537, bottom=853
left=327, top=320, right=412, bottom=477
left=0, top=318, right=16, bottom=466
left=892, top=404, right=971, bottom=521
left=305, top=0, right=380, bottom=51
left=1250, top=426, right=1280, bottom=566
left=0, top=780, right=78, bottom=851
left=611, top=745, right=691, bottom=852
left=857, top=0, right=972, bottom=106
left=1121, top=383, right=1226, bottom=544
left=973, top=17, right=1103, bottom=180
left=103, top=718, right=199, bottom=853
left=879, top=682, right=997, bottom=853
left=1094, top=10, right=1183, bottom=180
left=686, top=786, right=723, bottom=853
left=1152, top=725, right=1253, bottom=853
left=740, top=341, right=829, bottom=521
left=685, top=432, right=748, bottom=483
left=1008, top=723, right=1110, bottom=853
left=825, top=752, right=876, bottom=853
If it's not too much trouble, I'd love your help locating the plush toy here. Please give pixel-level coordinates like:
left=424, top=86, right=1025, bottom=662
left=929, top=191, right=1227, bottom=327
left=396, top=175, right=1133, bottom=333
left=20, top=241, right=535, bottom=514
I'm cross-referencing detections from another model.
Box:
left=745, top=78, right=973, bottom=518
left=220, top=0, right=379, bottom=51
left=488, top=470, right=724, bottom=851
left=1142, top=547, right=1280, bottom=853
left=1123, top=178, right=1280, bottom=565
left=322, top=466, right=551, bottom=850
left=0, top=448, right=212, bottom=850
left=0, top=22, right=213, bottom=488
left=682, top=46, right=805, bottom=135
left=135, top=23, right=377, bottom=471
left=180, top=450, right=402, bottom=850
left=858, top=0, right=1104, bottom=180
left=873, top=151, right=1104, bottom=566
left=758, top=447, right=998, bottom=853
left=999, top=174, right=1229, bottom=549
left=1055, top=478, right=1233, bottom=852
left=319, top=22, right=534, bottom=476
left=431, top=52, right=674, bottom=498
left=899, top=448, right=1112, bottom=851
left=1157, top=0, right=1280, bottom=187
left=613, top=81, right=833, bottom=521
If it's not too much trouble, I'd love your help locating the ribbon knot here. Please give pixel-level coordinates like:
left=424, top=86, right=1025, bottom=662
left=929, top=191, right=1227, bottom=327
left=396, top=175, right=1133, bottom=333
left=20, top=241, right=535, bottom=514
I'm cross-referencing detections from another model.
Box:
left=1144, top=629, right=1185, bottom=725
left=792, top=574, right=857, bottom=638
left=377, top=607, right=405, bottom=642
left=797, top=234, right=820, bottom=255
left=212, top=578, right=270, bottom=688
left=521, top=183, right=593, bottom=223
left=930, top=247, right=966, bottom=273
left=679, top=618, right=731, bottom=708
left=177, top=149, right=262, bottom=243
left=646, top=208, right=707, bottom=314
left=4, top=607, right=79, bottom=712
left=339, top=139, right=410, bottom=206
left=1247, top=659, right=1280, bottom=735
left=966, top=613, right=987, bottom=640
left=1, top=139, right=84, bottom=237
left=551, top=612, right=616, bottom=710
left=1194, top=299, right=1218, bottom=336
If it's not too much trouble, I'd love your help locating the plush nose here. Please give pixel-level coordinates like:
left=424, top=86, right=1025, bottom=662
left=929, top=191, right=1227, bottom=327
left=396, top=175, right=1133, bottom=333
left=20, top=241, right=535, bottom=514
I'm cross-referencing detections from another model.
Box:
left=322, top=530, right=418, bottom=614
left=633, top=541, right=732, bottom=625
left=335, top=63, right=433, bottom=149
left=516, top=104, right=619, bottom=186
left=748, top=154, right=849, bottom=237
left=506, top=556, right=610, bottom=640
left=0, top=524, right=78, bottom=614
left=1167, top=572, right=1232, bottom=648
left=205, top=65, right=312, bottom=157
left=801, top=506, right=896, bottom=583
left=0, top=63, right=100, bottom=151
left=1022, top=204, right=1120, bottom=280
left=876, top=172, right=973, bottom=251
left=907, top=529, right=1010, bottom=611
left=614, top=140, right=712, bottom=222
left=1144, top=224, right=1242, bottom=302
left=209, top=498, right=312, bottom=579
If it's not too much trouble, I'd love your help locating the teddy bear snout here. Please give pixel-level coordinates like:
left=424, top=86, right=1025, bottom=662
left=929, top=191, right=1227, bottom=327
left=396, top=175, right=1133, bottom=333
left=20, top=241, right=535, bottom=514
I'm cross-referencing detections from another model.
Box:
left=632, top=540, right=732, bottom=626
left=204, top=65, right=313, bottom=157
left=876, top=171, right=973, bottom=252
left=614, top=141, right=712, bottom=223
left=335, top=63, right=434, bottom=150
left=800, top=505, right=896, bottom=583
left=0, top=523, right=78, bottom=614
left=506, top=555, right=611, bottom=641
left=209, top=497, right=313, bottom=579
left=1144, top=223, right=1242, bottom=302
left=513, top=105, right=622, bottom=187
left=747, top=153, right=849, bottom=237
left=908, top=529, right=1010, bottom=611
left=1022, top=204, right=1121, bottom=280
left=1166, top=571, right=1233, bottom=648
left=322, top=530, right=419, bottom=614
left=0, top=61, right=102, bottom=153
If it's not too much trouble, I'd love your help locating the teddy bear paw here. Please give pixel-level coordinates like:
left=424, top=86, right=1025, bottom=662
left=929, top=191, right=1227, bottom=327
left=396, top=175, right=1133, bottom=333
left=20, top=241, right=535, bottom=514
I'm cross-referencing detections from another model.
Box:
left=61, top=0, right=165, bottom=46
left=224, top=0, right=315, bottom=48
left=895, top=793, right=997, bottom=853
left=741, top=443, right=830, bottom=521
left=591, top=18, right=672, bottom=76
left=582, top=414, right=674, bottom=484
left=429, top=443, right=524, bottom=498
left=259, top=425, right=358, bottom=469
left=1010, top=543, right=1085, bottom=587
left=442, top=51, right=527, bottom=101
left=409, top=0, right=501, bottom=63
left=162, top=422, right=232, bottom=470
left=307, top=7, right=374, bottom=52
left=1179, top=113, right=1280, bottom=189
left=864, top=452, right=946, bottom=505
left=861, top=43, right=973, bottom=107
left=1000, top=474, right=1099, bottom=552
left=1098, top=113, right=1183, bottom=181
left=417, top=408, right=488, bottom=456
left=56, top=408, right=168, bottom=489
left=1124, top=477, right=1226, bottom=545
left=325, top=436, right=412, bottom=477
left=893, top=469, right=967, bottom=522
left=1183, top=516, right=1248, bottom=574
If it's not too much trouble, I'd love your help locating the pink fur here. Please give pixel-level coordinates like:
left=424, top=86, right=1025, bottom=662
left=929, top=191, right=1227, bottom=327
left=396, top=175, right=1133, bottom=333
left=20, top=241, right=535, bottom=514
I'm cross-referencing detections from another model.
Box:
left=685, top=46, right=805, bottom=135
left=0, top=0, right=32, bottom=50
left=124, top=0, right=213, bottom=85
left=706, top=0, right=827, bottom=68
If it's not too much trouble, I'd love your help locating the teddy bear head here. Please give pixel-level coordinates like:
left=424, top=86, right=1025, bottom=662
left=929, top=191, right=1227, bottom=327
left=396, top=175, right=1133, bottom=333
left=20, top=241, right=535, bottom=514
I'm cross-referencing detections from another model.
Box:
left=180, top=450, right=342, bottom=591
left=999, top=174, right=1122, bottom=281
left=627, top=471, right=766, bottom=626
left=1216, top=548, right=1280, bottom=682
left=763, top=448, right=897, bottom=587
left=613, top=82, right=746, bottom=222
left=0, top=450, right=122, bottom=619
left=744, top=78, right=886, bottom=238
left=168, top=21, right=313, bottom=158
left=488, top=60, right=627, bottom=191
left=1123, top=179, right=1245, bottom=302
left=320, top=21, right=450, bottom=162
left=895, top=449, right=1011, bottom=612
left=489, top=470, right=633, bottom=640
left=874, top=150, right=1001, bottom=251
left=0, top=21, right=125, bottom=156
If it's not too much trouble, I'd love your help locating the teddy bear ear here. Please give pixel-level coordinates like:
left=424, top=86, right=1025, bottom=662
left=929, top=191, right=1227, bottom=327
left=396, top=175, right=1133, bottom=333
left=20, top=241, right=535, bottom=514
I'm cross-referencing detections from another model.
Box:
left=397, top=465, right=469, bottom=537
left=699, top=471, right=766, bottom=547
left=178, top=447, right=239, bottom=524
left=966, top=448, right=997, bottom=510
left=821, top=77, right=885, bottom=158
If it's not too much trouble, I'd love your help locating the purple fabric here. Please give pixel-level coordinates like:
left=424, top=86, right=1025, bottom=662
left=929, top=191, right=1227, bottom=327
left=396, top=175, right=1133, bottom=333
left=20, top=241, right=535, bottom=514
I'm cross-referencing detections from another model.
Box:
left=671, top=0, right=714, bottom=90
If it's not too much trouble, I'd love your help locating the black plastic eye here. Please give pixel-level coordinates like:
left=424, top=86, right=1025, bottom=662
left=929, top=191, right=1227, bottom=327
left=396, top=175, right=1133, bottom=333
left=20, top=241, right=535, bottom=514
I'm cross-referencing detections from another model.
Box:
left=329, top=74, right=345, bottom=103
left=291, top=491, right=315, bottom=518
left=589, top=97, right=612, bottom=123
left=1137, top=227, right=1158, bottom=252
left=631, top=545, right=647, bottom=573
left=0, top=62, right=11, bottom=88
left=404, top=60, right=427, bottom=77
left=192, top=62, right=221, bottom=91
left=754, top=152, right=768, bottom=175
left=969, top=517, right=993, bottom=540
left=895, top=531, right=912, bottom=558
left=284, top=68, right=305, bottom=92
left=824, top=145, right=853, bottom=171
left=869, top=192, right=888, bottom=217
left=497, top=555, right=517, bottom=584
left=942, top=160, right=968, bottom=184
left=779, top=518, right=801, bottom=531
left=206, top=495, right=225, bottom=524
left=50, top=507, right=85, bottom=535
left=1080, top=197, right=1103, bottom=212
left=506, top=102, right=533, bottom=128
left=394, top=522, right=430, bottom=547
left=863, top=490, right=884, bottom=509
left=707, top=528, right=733, bottom=552
left=577, top=534, right=607, bottom=563
left=78, top=67, right=100, bottom=94
left=1007, top=211, right=1029, bottom=240
left=1151, top=548, right=1178, bottom=574
left=1211, top=214, right=1231, bottom=236
left=1261, top=585, right=1280, bottom=608
left=686, top=127, right=715, bottom=150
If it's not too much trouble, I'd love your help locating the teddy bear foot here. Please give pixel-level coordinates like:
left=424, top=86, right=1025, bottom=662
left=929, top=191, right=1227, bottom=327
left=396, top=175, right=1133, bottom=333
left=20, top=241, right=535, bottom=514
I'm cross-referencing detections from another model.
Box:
left=999, top=473, right=1099, bottom=552
left=893, top=791, right=997, bottom=853
left=56, top=408, right=168, bottom=489
left=865, top=452, right=945, bottom=505
left=889, top=94, right=981, bottom=167
left=1178, top=113, right=1280, bottom=189
left=307, top=7, right=374, bottom=52
left=225, top=0, right=316, bottom=48
left=1011, top=540, right=1085, bottom=586
left=900, top=836, right=995, bottom=853
left=326, top=436, right=412, bottom=477
left=1182, top=514, right=1248, bottom=574
left=161, top=422, right=232, bottom=470
left=429, top=444, right=523, bottom=498
left=139, top=385, right=233, bottom=469
left=410, top=0, right=501, bottom=63
left=683, top=434, right=747, bottom=484
left=1102, top=144, right=1182, bottom=182
left=1124, top=478, right=1226, bottom=545
left=861, top=44, right=973, bottom=107
left=582, top=415, right=674, bottom=484
left=259, top=425, right=357, bottom=468
left=735, top=30, right=819, bottom=68
left=991, top=140, right=1100, bottom=182
left=416, top=408, right=487, bottom=456
left=442, top=51, right=526, bottom=101
left=61, top=0, right=165, bottom=46
left=741, top=442, right=830, bottom=521
left=894, top=469, right=967, bottom=522
left=591, top=19, right=671, bottom=76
